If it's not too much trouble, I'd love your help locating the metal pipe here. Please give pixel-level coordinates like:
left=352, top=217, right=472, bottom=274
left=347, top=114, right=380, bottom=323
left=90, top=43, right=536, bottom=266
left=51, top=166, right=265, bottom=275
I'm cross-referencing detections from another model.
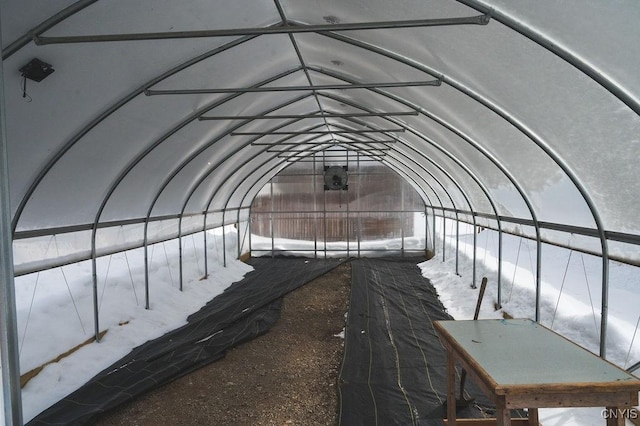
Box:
left=34, top=14, right=490, bottom=44
left=279, top=151, right=388, bottom=157
left=252, top=140, right=397, bottom=145
left=222, top=211, right=227, bottom=266
left=314, top=154, right=318, bottom=258
left=432, top=206, right=437, bottom=256
left=90, top=231, right=100, bottom=340
left=143, top=223, right=150, bottom=309
left=199, top=111, right=419, bottom=120
left=237, top=208, right=242, bottom=260
left=442, top=211, right=447, bottom=261
left=231, top=129, right=405, bottom=136
left=456, top=216, right=460, bottom=274
left=425, top=207, right=430, bottom=253
left=270, top=145, right=392, bottom=153
left=0, top=28, right=24, bottom=422
left=148, top=79, right=440, bottom=95
left=270, top=180, right=274, bottom=259
left=2, top=0, right=98, bottom=59
left=178, top=216, right=184, bottom=290
left=203, top=212, right=209, bottom=278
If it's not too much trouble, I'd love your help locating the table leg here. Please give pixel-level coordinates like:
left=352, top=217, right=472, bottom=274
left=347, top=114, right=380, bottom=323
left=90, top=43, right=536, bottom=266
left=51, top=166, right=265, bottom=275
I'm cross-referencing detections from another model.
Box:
left=605, top=407, right=625, bottom=426
left=528, top=408, right=539, bottom=426
left=496, top=399, right=511, bottom=426
left=447, top=349, right=456, bottom=426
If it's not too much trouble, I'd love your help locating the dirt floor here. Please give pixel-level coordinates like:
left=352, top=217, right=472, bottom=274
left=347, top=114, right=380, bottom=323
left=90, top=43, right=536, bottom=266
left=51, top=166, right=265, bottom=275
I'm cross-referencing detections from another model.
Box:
left=96, top=261, right=351, bottom=426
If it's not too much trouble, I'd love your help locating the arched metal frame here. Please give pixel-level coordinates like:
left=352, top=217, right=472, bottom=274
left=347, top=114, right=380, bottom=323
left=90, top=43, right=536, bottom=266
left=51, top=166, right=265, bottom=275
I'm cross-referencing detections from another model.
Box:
left=3, top=5, right=631, bottom=399
left=317, top=76, right=544, bottom=308
left=317, top=30, right=611, bottom=356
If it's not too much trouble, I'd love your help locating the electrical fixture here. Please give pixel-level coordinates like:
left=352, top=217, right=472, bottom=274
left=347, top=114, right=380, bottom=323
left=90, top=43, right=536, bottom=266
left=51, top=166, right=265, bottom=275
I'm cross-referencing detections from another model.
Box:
left=19, top=58, right=54, bottom=82
left=19, top=58, right=54, bottom=100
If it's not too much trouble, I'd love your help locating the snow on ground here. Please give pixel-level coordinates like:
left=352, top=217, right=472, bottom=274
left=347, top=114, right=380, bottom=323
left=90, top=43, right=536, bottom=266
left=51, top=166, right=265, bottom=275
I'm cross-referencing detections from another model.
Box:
left=2, top=217, right=640, bottom=425
left=2, top=226, right=252, bottom=423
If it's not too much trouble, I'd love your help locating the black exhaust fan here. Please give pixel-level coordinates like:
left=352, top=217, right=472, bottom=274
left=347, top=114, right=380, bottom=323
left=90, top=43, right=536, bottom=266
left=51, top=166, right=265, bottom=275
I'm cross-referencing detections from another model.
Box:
left=324, top=165, right=348, bottom=190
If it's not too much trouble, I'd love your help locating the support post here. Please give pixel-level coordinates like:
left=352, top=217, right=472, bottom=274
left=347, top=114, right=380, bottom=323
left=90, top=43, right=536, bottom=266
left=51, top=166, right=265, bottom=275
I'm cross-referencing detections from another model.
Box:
left=143, top=220, right=150, bottom=309
left=497, top=226, right=504, bottom=308
left=535, top=235, right=542, bottom=322
left=222, top=210, right=227, bottom=267
left=248, top=209, right=253, bottom=257
left=432, top=206, right=437, bottom=255
left=270, top=179, right=274, bottom=259
left=237, top=209, right=242, bottom=260
left=178, top=217, right=184, bottom=289
left=0, top=29, right=24, bottom=422
left=203, top=212, right=208, bottom=278
left=455, top=213, right=460, bottom=275
left=442, top=212, right=446, bottom=261
left=472, top=220, right=478, bottom=289
left=90, top=233, right=100, bottom=338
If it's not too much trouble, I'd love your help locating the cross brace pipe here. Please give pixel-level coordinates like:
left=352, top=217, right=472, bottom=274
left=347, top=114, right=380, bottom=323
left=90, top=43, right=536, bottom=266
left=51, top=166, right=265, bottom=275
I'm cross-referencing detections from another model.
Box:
left=199, top=111, right=419, bottom=120
left=34, top=14, right=490, bottom=44
left=146, top=80, right=440, bottom=95
left=231, top=129, right=405, bottom=136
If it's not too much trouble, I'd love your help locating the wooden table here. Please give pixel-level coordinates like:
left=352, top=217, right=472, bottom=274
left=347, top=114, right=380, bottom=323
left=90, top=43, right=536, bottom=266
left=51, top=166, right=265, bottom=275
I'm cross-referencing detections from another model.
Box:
left=434, top=319, right=640, bottom=426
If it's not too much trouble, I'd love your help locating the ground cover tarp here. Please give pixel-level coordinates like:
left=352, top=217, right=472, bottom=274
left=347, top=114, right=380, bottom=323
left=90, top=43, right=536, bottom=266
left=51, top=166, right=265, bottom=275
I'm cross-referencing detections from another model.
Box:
left=27, top=257, right=344, bottom=425
left=339, top=258, right=497, bottom=425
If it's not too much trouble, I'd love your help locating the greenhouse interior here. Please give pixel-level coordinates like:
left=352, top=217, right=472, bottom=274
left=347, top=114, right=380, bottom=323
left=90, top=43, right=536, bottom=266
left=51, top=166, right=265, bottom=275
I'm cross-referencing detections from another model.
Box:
left=1, top=1, right=640, bottom=425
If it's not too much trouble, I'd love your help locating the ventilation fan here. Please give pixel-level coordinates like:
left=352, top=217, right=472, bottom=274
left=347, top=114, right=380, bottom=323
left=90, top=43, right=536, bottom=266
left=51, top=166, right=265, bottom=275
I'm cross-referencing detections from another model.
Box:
left=324, top=165, right=348, bottom=190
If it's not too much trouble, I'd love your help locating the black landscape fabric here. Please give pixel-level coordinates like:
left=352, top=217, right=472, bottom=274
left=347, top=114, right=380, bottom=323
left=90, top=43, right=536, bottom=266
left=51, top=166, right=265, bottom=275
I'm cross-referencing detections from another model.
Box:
left=338, top=258, right=495, bottom=426
left=27, top=257, right=344, bottom=426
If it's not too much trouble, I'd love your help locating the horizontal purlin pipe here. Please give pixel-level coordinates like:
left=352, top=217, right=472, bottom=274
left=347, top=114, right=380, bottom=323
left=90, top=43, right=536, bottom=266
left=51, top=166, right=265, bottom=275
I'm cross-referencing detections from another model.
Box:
left=280, top=149, right=388, bottom=158
left=271, top=149, right=392, bottom=155
left=231, top=129, right=404, bottom=136
left=251, top=139, right=396, bottom=145
left=267, top=143, right=391, bottom=151
left=199, top=111, right=419, bottom=120
left=147, top=80, right=440, bottom=95
left=267, top=143, right=392, bottom=151
left=34, top=15, right=490, bottom=44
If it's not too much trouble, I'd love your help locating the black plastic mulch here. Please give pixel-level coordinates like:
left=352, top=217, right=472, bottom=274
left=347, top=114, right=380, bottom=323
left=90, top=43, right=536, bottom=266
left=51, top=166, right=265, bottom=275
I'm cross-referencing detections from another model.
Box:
left=28, top=257, right=345, bottom=426
left=338, top=258, right=495, bottom=426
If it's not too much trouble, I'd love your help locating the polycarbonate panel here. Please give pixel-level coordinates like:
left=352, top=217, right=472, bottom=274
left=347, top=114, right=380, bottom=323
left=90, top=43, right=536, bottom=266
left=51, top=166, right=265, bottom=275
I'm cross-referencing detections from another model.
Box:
left=206, top=211, right=224, bottom=229
left=12, top=231, right=92, bottom=276
left=95, top=223, right=146, bottom=257
left=180, top=215, right=204, bottom=235
left=249, top=150, right=427, bottom=258
left=146, top=218, right=180, bottom=245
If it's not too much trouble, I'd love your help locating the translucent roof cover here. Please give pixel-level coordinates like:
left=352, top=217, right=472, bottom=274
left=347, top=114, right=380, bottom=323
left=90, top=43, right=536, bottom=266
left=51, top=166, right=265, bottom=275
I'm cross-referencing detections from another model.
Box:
left=2, top=0, right=640, bottom=261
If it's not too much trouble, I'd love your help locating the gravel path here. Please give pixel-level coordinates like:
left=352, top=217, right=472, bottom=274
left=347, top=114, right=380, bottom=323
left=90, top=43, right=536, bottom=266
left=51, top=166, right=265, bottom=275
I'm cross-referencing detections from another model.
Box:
left=96, top=261, right=351, bottom=426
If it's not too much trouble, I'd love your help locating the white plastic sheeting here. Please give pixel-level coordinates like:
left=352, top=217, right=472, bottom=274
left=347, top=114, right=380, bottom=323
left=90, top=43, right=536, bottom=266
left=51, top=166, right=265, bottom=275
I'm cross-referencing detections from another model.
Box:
left=2, top=1, right=640, bottom=423
left=1, top=1, right=638, bottom=261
